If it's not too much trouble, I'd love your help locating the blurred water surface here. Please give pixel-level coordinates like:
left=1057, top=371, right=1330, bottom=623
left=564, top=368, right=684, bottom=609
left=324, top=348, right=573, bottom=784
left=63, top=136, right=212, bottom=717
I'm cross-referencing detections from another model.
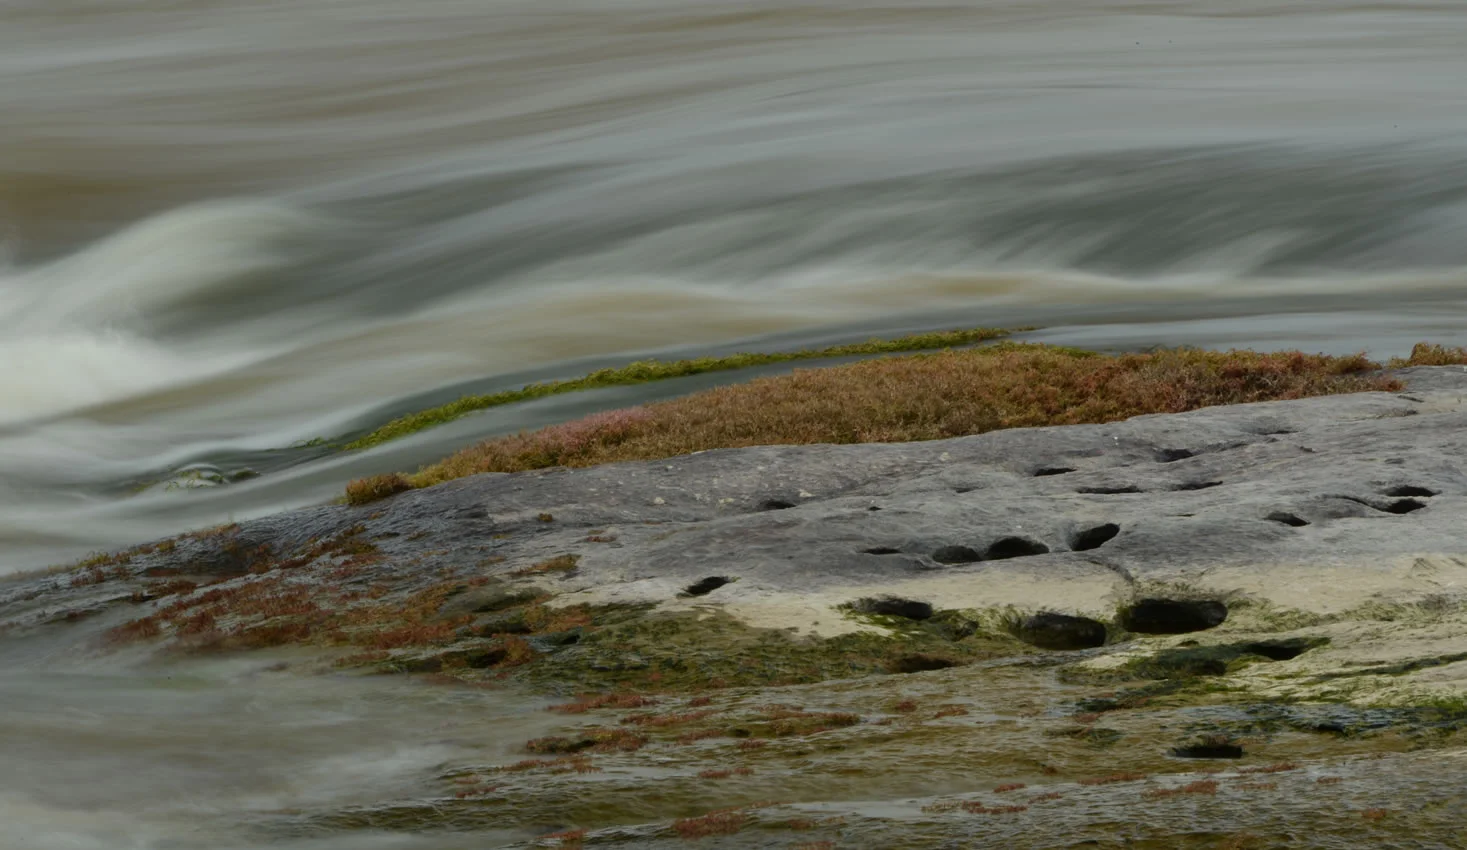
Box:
left=2, top=0, right=1466, bottom=567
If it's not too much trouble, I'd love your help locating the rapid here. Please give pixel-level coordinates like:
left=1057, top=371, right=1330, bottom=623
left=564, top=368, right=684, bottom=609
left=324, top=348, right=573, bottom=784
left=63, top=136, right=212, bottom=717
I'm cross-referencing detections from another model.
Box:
left=5, top=0, right=1467, bottom=572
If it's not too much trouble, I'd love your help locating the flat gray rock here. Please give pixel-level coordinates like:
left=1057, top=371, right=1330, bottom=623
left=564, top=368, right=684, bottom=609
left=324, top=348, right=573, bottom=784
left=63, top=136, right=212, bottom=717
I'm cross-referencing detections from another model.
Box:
left=8, top=367, right=1467, bottom=849
left=7, top=366, right=1467, bottom=664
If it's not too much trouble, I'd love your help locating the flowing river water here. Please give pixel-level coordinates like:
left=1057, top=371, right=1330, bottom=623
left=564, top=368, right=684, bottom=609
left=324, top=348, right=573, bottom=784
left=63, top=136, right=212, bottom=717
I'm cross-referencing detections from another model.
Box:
left=4, top=2, right=1467, bottom=847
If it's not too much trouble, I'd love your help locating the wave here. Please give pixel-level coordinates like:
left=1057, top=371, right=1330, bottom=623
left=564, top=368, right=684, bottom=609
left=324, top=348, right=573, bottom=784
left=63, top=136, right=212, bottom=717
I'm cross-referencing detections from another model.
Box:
left=0, top=200, right=334, bottom=424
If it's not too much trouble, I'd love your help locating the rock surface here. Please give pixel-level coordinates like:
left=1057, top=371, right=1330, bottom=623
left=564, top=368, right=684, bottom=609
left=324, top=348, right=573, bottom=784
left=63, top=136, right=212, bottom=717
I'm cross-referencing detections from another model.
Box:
left=7, top=367, right=1467, bottom=672
left=7, top=366, right=1467, bottom=848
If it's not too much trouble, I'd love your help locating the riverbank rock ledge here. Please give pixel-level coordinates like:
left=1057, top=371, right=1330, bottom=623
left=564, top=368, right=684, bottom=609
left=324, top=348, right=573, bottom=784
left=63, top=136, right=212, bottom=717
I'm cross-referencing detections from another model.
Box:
left=9, top=367, right=1467, bottom=846
left=4, top=365, right=1466, bottom=692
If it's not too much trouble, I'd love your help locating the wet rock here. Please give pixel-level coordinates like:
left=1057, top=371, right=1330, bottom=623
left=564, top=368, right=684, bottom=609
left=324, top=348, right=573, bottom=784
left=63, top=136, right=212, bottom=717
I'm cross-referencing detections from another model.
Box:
left=983, top=537, right=1050, bottom=560
left=931, top=545, right=981, bottom=564
left=1069, top=523, right=1120, bottom=552
left=527, top=629, right=583, bottom=651
left=1384, top=485, right=1438, bottom=498
left=17, top=365, right=1467, bottom=725
left=1046, top=725, right=1123, bottom=746
left=398, top=656, right=445, bottom=674
left=1133, top=648, right=1231, bottom=679
left=1239, top=637, right=1320, bottom=661
left=888, top=654, right=959, bottom=674
left=588, top=653, right=650, bottom=672
left=468, top=610, right=533, bottom=637
left=1119, top=598, right=1228, bottom=634
left=437, top=586, right=540, bottom=621
left=1013, top=611, right=1108, bottom=650
left=1123, top=637, right=1327, bottom=680
left=462, top=648, right=510, bottom=668
left=849, top=596, right=934, bottom=620
left=1173, top=480, right=1221, bottom=491
left=1383, top=498, right=1427, bottom=514
left=1266, top=511, right=1310, bottom=527
left=681, top=576, right=733, bottom=597
left=1171, top=735, right=1244, bottom=759
left=927, top=610, right=981, bottom=641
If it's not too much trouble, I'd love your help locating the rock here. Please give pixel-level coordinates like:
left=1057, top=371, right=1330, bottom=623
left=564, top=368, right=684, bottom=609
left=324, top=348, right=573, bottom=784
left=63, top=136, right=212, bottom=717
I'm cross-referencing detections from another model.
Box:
left=983, top=537, right=1050, bottom=560
left=437, top=586, right=540, bottom=621
left=1171, top=735, right=1244, bottom=759
left=11, top=367, right=1467, bottom=724
left=1119, top=599, right=1228, bottom=635
left=888, top=654, right=959, bottom=674
left=467, top=610, right=533, bottom=637
left=32, top=365, right=1465, bottom=638
left=1069, top=523, right=1120, bottom=551
left=681, top=576, right=733, bottom=597
left=931, top=545, right=981, bottom=564
left=1013, top=611, right=1108, bottom=650
left=527, top=629, right=583, bottom=651
left=849, top=596, right=934, bottom=620
left=7, top=368, right=1467, bottom=849
left=1239, top=638, right=1319, bottom=661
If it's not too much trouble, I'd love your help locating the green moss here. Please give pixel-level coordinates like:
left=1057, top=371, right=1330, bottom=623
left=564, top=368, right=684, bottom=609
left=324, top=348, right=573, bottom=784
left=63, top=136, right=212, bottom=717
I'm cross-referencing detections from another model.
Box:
left=361, top=599, right=1035, bottom=695
left=1338, top=595, right=1467, bottom=624
left=1402, top=694, right=1467, bottom=714
left=1128, top=638, right=1330, bottom=681
left=506, top=606, right=1025, bottom=694
left=1222, top=598, right=1334, bottom=632
left=1044, top=725, right=1125, bottom=747
left=345, top=326, right=1019, bottom=449
left=1307, top=650, right=1467, bottom=682
left=1198, top=700, right=1467, bottom=742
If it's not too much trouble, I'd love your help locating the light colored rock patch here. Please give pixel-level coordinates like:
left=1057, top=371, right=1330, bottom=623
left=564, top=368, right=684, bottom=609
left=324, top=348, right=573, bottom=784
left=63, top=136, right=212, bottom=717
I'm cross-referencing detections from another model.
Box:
left=1195, top=554, right=1467, bottom=615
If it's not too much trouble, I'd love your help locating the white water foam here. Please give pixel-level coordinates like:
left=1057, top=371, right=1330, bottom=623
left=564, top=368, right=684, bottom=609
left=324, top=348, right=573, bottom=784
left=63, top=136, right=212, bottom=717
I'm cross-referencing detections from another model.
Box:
left=0, top=200, right=329, bottom=425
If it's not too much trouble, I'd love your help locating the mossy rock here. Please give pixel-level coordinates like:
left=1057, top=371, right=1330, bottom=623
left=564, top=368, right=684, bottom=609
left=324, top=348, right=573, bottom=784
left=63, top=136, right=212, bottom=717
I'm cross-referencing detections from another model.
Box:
left=519, top=607, right=1020, bottom=693
left=1011, top=611, right=1108, bottom=651
left=1127, top=637, right=1329, bottom=681
left=1119, top=598, right=1229, bottom=634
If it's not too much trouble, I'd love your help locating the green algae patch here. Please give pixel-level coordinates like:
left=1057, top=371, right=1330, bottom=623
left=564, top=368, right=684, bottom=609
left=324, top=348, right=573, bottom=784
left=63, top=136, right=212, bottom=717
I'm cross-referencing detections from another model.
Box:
left=270, top=585, right=1027, bottom=694
left=514, top=606, right=1028, bottom=694
left=195, top=593, right=1467, bottom=849
left=346, top=326, right=1019, bottom=450
left=1123, top=638, right=1330, bottom=681
left=1218, top=598, right=1334, bottom=633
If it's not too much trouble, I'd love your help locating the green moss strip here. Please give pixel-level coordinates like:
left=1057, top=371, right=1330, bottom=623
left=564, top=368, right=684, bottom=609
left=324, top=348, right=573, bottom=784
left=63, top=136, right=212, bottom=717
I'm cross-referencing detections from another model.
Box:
left=345, top=326, right=1018, bottom=449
